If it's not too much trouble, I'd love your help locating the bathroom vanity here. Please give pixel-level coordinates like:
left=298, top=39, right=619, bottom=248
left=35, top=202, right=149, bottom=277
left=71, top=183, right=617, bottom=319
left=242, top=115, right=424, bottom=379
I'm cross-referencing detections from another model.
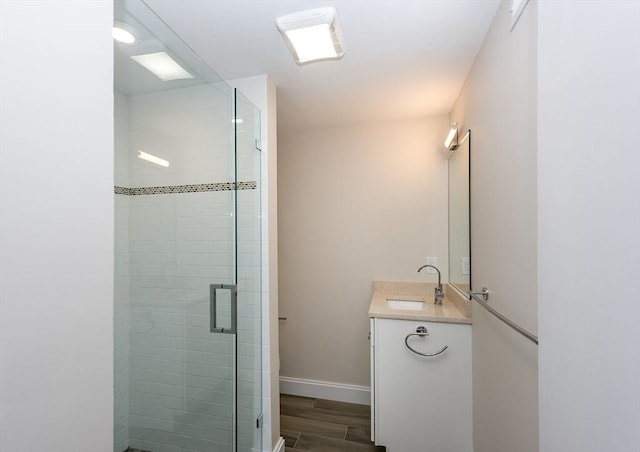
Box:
left=369, top=281, right=472, bottom=452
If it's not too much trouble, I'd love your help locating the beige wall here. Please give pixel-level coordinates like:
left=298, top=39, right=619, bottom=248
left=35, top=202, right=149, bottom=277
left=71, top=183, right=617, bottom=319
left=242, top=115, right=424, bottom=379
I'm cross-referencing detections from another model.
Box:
left=278, top=116, right=450, bottom=387
left=449, top=1, right=539, bottom=452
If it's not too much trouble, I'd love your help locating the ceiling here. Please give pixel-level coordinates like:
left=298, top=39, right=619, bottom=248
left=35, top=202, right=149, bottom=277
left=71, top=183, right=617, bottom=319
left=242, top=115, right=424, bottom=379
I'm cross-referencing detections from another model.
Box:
left=142, top=0, right=500, bottom=131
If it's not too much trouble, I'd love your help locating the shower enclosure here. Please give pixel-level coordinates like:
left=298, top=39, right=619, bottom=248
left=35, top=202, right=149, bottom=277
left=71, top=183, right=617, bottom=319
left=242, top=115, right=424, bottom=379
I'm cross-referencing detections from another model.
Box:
left=114, top=1, right=262, bottom=451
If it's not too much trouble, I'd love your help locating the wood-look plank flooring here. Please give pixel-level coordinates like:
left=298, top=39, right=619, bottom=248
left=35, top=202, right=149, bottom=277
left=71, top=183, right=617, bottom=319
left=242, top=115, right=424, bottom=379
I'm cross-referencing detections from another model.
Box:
left=280, top=394, right=386, bottom=451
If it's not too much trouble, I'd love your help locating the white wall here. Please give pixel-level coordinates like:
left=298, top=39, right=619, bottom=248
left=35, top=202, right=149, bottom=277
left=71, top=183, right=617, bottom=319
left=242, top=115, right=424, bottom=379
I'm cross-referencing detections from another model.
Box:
left=537, top=1, right=640, bottom=450
left=0, top=1, right=114, bottom=450
left=449, top=1, right=538, bottom=451
left=278, top=116, right=450, bottom=391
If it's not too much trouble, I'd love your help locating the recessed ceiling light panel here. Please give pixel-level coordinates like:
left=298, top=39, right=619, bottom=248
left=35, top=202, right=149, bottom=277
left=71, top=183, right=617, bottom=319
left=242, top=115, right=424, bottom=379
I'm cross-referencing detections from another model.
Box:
left=130, top=51, right=194, bottom=81
left=276, top=7, right=345, bottom=65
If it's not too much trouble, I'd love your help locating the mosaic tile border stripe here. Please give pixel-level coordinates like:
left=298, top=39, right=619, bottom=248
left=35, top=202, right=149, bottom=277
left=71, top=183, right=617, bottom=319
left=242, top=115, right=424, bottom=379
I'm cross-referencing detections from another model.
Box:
left=115, top=181, right=256, bottom=196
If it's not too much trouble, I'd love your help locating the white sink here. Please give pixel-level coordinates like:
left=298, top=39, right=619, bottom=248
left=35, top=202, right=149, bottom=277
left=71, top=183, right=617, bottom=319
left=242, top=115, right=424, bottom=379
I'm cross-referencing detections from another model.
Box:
left=386, top=298, right=425, bottom=311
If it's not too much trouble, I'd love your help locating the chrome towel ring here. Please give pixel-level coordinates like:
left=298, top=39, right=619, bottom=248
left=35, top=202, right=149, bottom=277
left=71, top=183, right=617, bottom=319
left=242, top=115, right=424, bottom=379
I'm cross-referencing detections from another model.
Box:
left=404, top=326, right=448, bottom=357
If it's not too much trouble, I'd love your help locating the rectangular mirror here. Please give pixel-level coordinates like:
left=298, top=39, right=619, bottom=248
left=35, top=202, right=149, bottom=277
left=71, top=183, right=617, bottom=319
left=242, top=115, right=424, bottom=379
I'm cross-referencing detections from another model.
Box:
left=448, top=130, right=471, bottom=295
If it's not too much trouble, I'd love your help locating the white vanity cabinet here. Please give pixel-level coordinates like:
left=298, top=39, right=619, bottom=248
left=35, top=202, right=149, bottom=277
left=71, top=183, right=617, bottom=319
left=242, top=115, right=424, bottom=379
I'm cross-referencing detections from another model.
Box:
left=370, top=317, right=472, bottom=452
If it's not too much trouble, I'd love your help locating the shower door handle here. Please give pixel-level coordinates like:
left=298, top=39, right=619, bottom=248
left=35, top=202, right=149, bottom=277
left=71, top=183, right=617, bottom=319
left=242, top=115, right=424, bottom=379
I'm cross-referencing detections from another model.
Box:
left=210, top=284, right=237, bottom=334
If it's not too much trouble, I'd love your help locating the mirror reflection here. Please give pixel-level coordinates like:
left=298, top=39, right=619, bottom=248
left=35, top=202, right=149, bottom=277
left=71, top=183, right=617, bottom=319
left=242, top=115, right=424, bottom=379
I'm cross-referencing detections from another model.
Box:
left=448, top=130, right=470, bottom=294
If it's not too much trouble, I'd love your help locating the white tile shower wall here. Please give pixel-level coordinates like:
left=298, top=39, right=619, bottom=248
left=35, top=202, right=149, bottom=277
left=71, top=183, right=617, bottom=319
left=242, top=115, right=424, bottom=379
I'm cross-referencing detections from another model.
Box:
left=127, top=85, right=233, bottom=189
left=127, top=191, right=236, bottom=450
left=115, top=195, right=131, bottom=452
left=115, top=91, right=131, bottom=187
left=126, top=192, right=261, bottom=450
left=114, top=91, right=131, bottom=452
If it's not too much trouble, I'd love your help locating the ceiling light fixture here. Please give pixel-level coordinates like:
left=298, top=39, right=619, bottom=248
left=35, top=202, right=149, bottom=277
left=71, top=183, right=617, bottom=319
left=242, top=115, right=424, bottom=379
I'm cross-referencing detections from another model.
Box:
left=138, top=150, right=169, bottom=168
left=445, top=123, right=459, bottom=150
left=276, top=7, right=345, bottom=65
left=113, top=22, right=136, bottom=44
left=130, top=51, right=193, bottom=81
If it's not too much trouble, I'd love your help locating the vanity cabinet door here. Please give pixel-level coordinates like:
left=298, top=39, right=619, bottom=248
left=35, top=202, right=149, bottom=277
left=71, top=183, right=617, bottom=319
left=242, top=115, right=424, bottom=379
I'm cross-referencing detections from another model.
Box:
left=373, top=318, right=472, bottom=452
left=370, top=318, right=376, bottom=442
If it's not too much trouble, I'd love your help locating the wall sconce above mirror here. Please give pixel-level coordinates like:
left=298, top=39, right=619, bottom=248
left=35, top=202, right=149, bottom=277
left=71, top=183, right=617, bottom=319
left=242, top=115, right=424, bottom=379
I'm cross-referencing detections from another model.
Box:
left=444, top=123, right=460, bottom=150
left=448, top=129, right=471, bottom=295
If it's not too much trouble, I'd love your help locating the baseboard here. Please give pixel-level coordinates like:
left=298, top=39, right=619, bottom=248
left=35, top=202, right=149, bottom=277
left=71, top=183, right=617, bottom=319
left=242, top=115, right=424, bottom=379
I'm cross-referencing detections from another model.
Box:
left=279, top=376, right=371, bottom=405
left=273, top=436, right=285, bottom=452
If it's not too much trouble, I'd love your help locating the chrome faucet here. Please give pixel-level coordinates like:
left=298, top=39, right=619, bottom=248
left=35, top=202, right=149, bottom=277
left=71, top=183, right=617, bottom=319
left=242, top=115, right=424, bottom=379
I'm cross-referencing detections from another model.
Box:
left=417, top=264, right=444, bottom=304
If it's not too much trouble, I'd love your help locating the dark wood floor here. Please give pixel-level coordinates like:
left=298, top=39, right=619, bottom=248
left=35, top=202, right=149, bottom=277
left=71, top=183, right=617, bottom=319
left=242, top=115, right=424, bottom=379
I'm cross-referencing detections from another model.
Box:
left=280, top=394, right=385, bottom=451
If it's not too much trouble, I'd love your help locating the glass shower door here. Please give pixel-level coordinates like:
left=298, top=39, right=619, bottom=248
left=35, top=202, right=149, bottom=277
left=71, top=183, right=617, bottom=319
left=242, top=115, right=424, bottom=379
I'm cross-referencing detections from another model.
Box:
left=234, top=89, right=263, bottom=452
left=114, top=2, right=262, bottom=451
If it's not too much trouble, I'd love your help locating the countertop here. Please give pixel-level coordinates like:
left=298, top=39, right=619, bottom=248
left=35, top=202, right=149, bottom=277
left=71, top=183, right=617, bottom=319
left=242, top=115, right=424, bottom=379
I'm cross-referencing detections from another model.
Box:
left=368, top=281, right=472, bottom=324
